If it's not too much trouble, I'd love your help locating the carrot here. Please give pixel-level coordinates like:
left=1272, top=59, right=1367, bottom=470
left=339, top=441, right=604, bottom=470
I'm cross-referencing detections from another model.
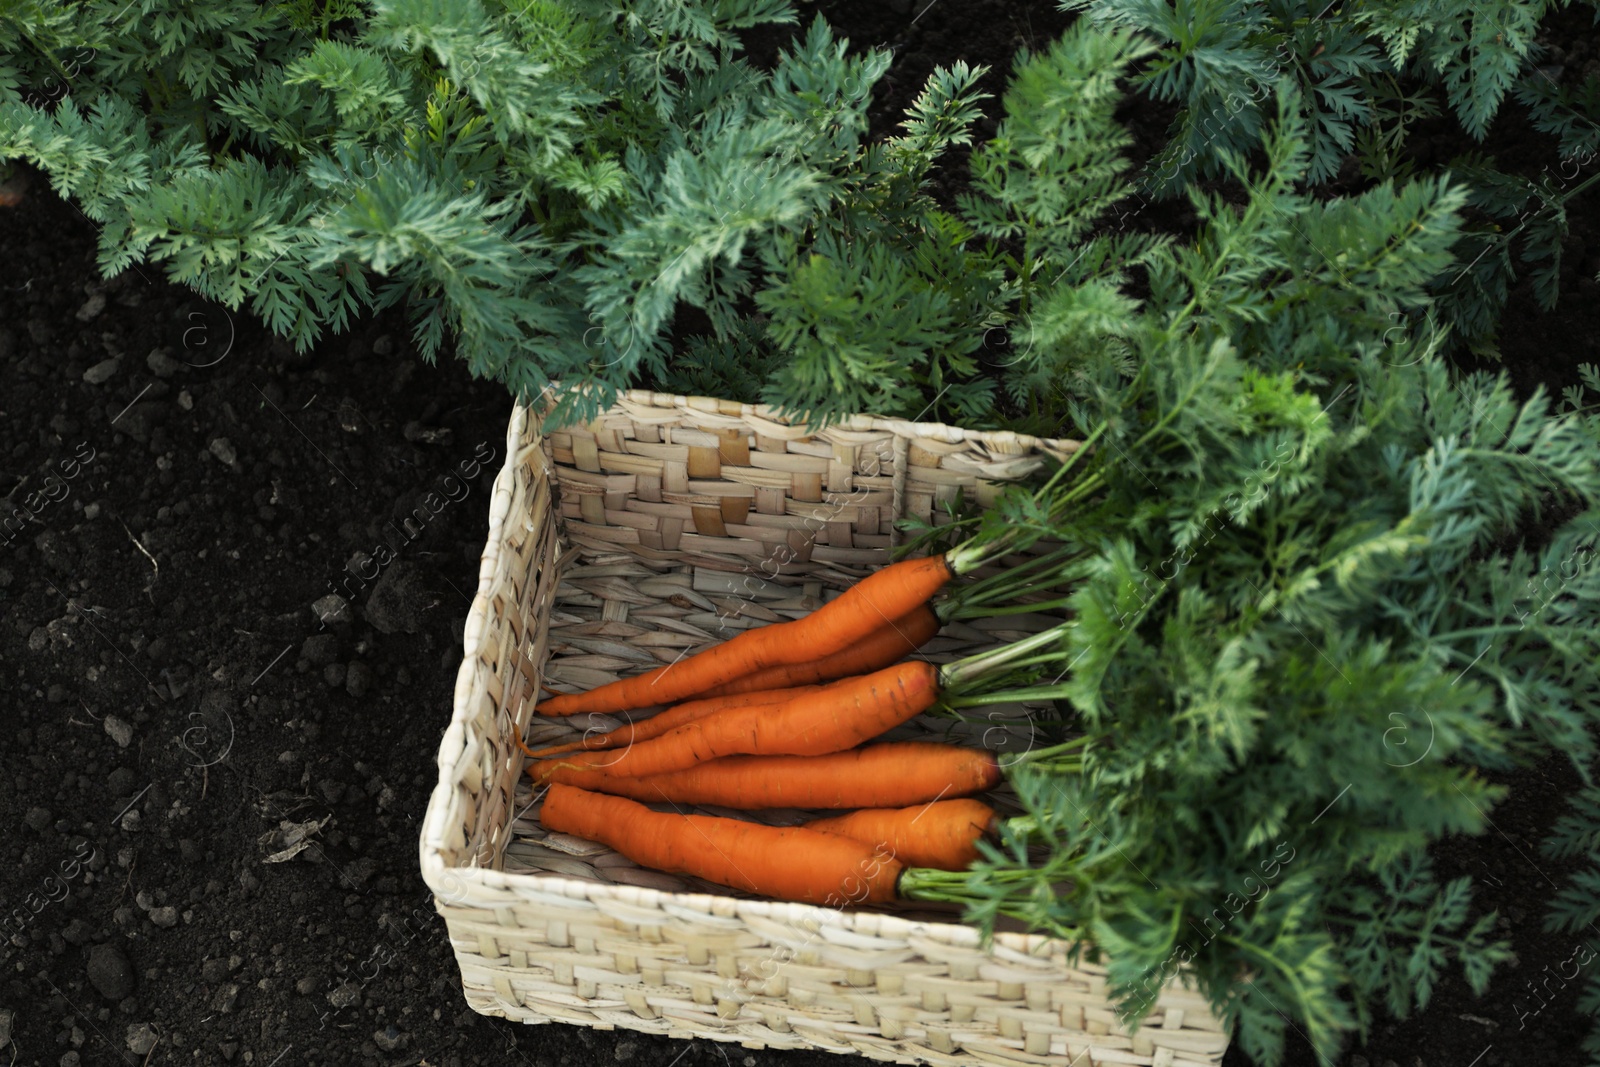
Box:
left=516, top=685, right=821, bottom=761
left=530, top=660, right=940, bottom=782
left=523, top=606, right=937, bottom=755
left=695, top=604, right=940, bottom=700
left=536, top=554, right=953, bottom=716
left=540, top=784, right=903, bottom=905
left=804, top=799, right=996, bottom=871
left=533, top=742, right=1002, bottom=809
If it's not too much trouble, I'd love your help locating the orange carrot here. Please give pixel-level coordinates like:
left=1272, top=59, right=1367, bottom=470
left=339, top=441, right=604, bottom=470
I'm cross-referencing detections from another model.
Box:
left=695, top=604, right=941, bottom=699
left=533, top=743, right=1002, bottom=809
left=536, top=555, right=953, bottom=716
left=516, top=685, right=821, bottom=761
left=530, top=661, right=940, bottom=782
left=804, top=799, right=996, bottom=871
left=540, top=784, right=903, bottom=905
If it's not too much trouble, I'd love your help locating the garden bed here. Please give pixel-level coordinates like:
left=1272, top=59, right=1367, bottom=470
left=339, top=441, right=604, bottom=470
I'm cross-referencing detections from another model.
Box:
left=2, top=0, right=1598, bottom=1065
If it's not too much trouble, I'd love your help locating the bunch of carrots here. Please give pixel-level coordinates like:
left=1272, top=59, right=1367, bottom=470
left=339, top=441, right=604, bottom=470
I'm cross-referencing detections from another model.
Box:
left=523, top=543, right=1089, bottom=909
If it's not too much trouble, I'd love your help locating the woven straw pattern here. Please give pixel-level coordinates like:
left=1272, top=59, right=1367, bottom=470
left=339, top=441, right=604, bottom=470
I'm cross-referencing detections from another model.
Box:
left=420, top=392, right=1231, bottom=1066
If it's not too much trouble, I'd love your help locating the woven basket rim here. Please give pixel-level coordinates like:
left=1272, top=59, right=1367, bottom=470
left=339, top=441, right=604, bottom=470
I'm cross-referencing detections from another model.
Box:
left=541, top=387, right=1084, bottom=455
left=420, top=396, right=1103, bottom=950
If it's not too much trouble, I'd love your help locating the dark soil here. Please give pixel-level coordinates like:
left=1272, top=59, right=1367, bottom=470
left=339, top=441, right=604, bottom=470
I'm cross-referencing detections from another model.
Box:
left=2, top=2, right=1597, bottom=1067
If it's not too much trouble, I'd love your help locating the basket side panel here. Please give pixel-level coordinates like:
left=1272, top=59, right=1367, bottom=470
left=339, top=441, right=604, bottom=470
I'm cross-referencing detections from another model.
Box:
left=423, top=405, right=561, bottom=881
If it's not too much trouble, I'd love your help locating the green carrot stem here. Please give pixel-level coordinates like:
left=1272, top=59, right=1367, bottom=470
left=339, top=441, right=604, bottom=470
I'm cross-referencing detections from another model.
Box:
left=1006, top=736, right=1090, bottom=764
left=897, top=863, right=1076, bottom=905
left=946, top=538, right=1001, bottom=577
left=936, top=705, right=1077, bottom=729
left=938, top=622, right=1074, bottom=690
left=945, top=684, right=1077, bottom=708
left=1035, top=421, right=1105, bottom=499
left=952, top=595, right=1078, bottom=619
left=950, top=550, right=1089, bottom=613
left=969, top=542, right=1084, bottom=587
left=944, top=425, right=1106, bottom=577
left=990, top=809, right=1086, bottom=839
left=1053, top=469, right=1107, bottom=510
left=977, top=652, right=1073, bottom=672
left=997, top=756, right=1085, bottom=777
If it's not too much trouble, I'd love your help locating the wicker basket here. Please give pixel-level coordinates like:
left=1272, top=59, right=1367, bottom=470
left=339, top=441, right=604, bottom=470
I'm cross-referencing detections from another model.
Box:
left=420, top=392, right=1231, bottom=1067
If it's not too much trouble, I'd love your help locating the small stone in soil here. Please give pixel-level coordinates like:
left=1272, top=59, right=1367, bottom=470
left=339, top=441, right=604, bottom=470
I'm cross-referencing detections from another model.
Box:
left=300, top=634, right=338, bottom=666
left=311, top=594, right=353, bottom=629
left=82, top=502, right=99, bottom=520
left=363, top=561, right=433, bottom=634
left=113, top=401, right=162, bottom=444
left=124, top=1022, right=158, bottom=1055
left=345, top=662, right=373, bottom=698
left=207, top=437, right=238, bottom=468
left=294, top=976, right=320, bottom=996
left=147, top=906, right=177, bottom=929
left=202, top=958, right=229, bottom=984
left=0, top=1008, right=11, bottom=1049
left=374, top=1027, right=404, bottom=1053
left=61, top=919, right=92, bottom=946
left=327, top=981, right=361, bottom=1009
left=24, top=806, right=51, bottom=833
left=106, top=767, right=136, bottom=796
left=75, top=292, right=106, bottom=321
left=103, top=715, right=133, bottom=749
left=209, top=983, right=239, bottom=1013
left=323, top=663, right=346, bottom=688
left=145, top=349, right=179, bottom=378
left=86, top=943, right=135, bottom=1000
left=81, top=358, right=118, bottom=384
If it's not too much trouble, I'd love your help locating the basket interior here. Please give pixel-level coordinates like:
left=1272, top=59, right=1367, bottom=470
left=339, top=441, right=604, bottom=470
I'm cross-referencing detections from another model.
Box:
left=487, top=396, right=1079, bottom=924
